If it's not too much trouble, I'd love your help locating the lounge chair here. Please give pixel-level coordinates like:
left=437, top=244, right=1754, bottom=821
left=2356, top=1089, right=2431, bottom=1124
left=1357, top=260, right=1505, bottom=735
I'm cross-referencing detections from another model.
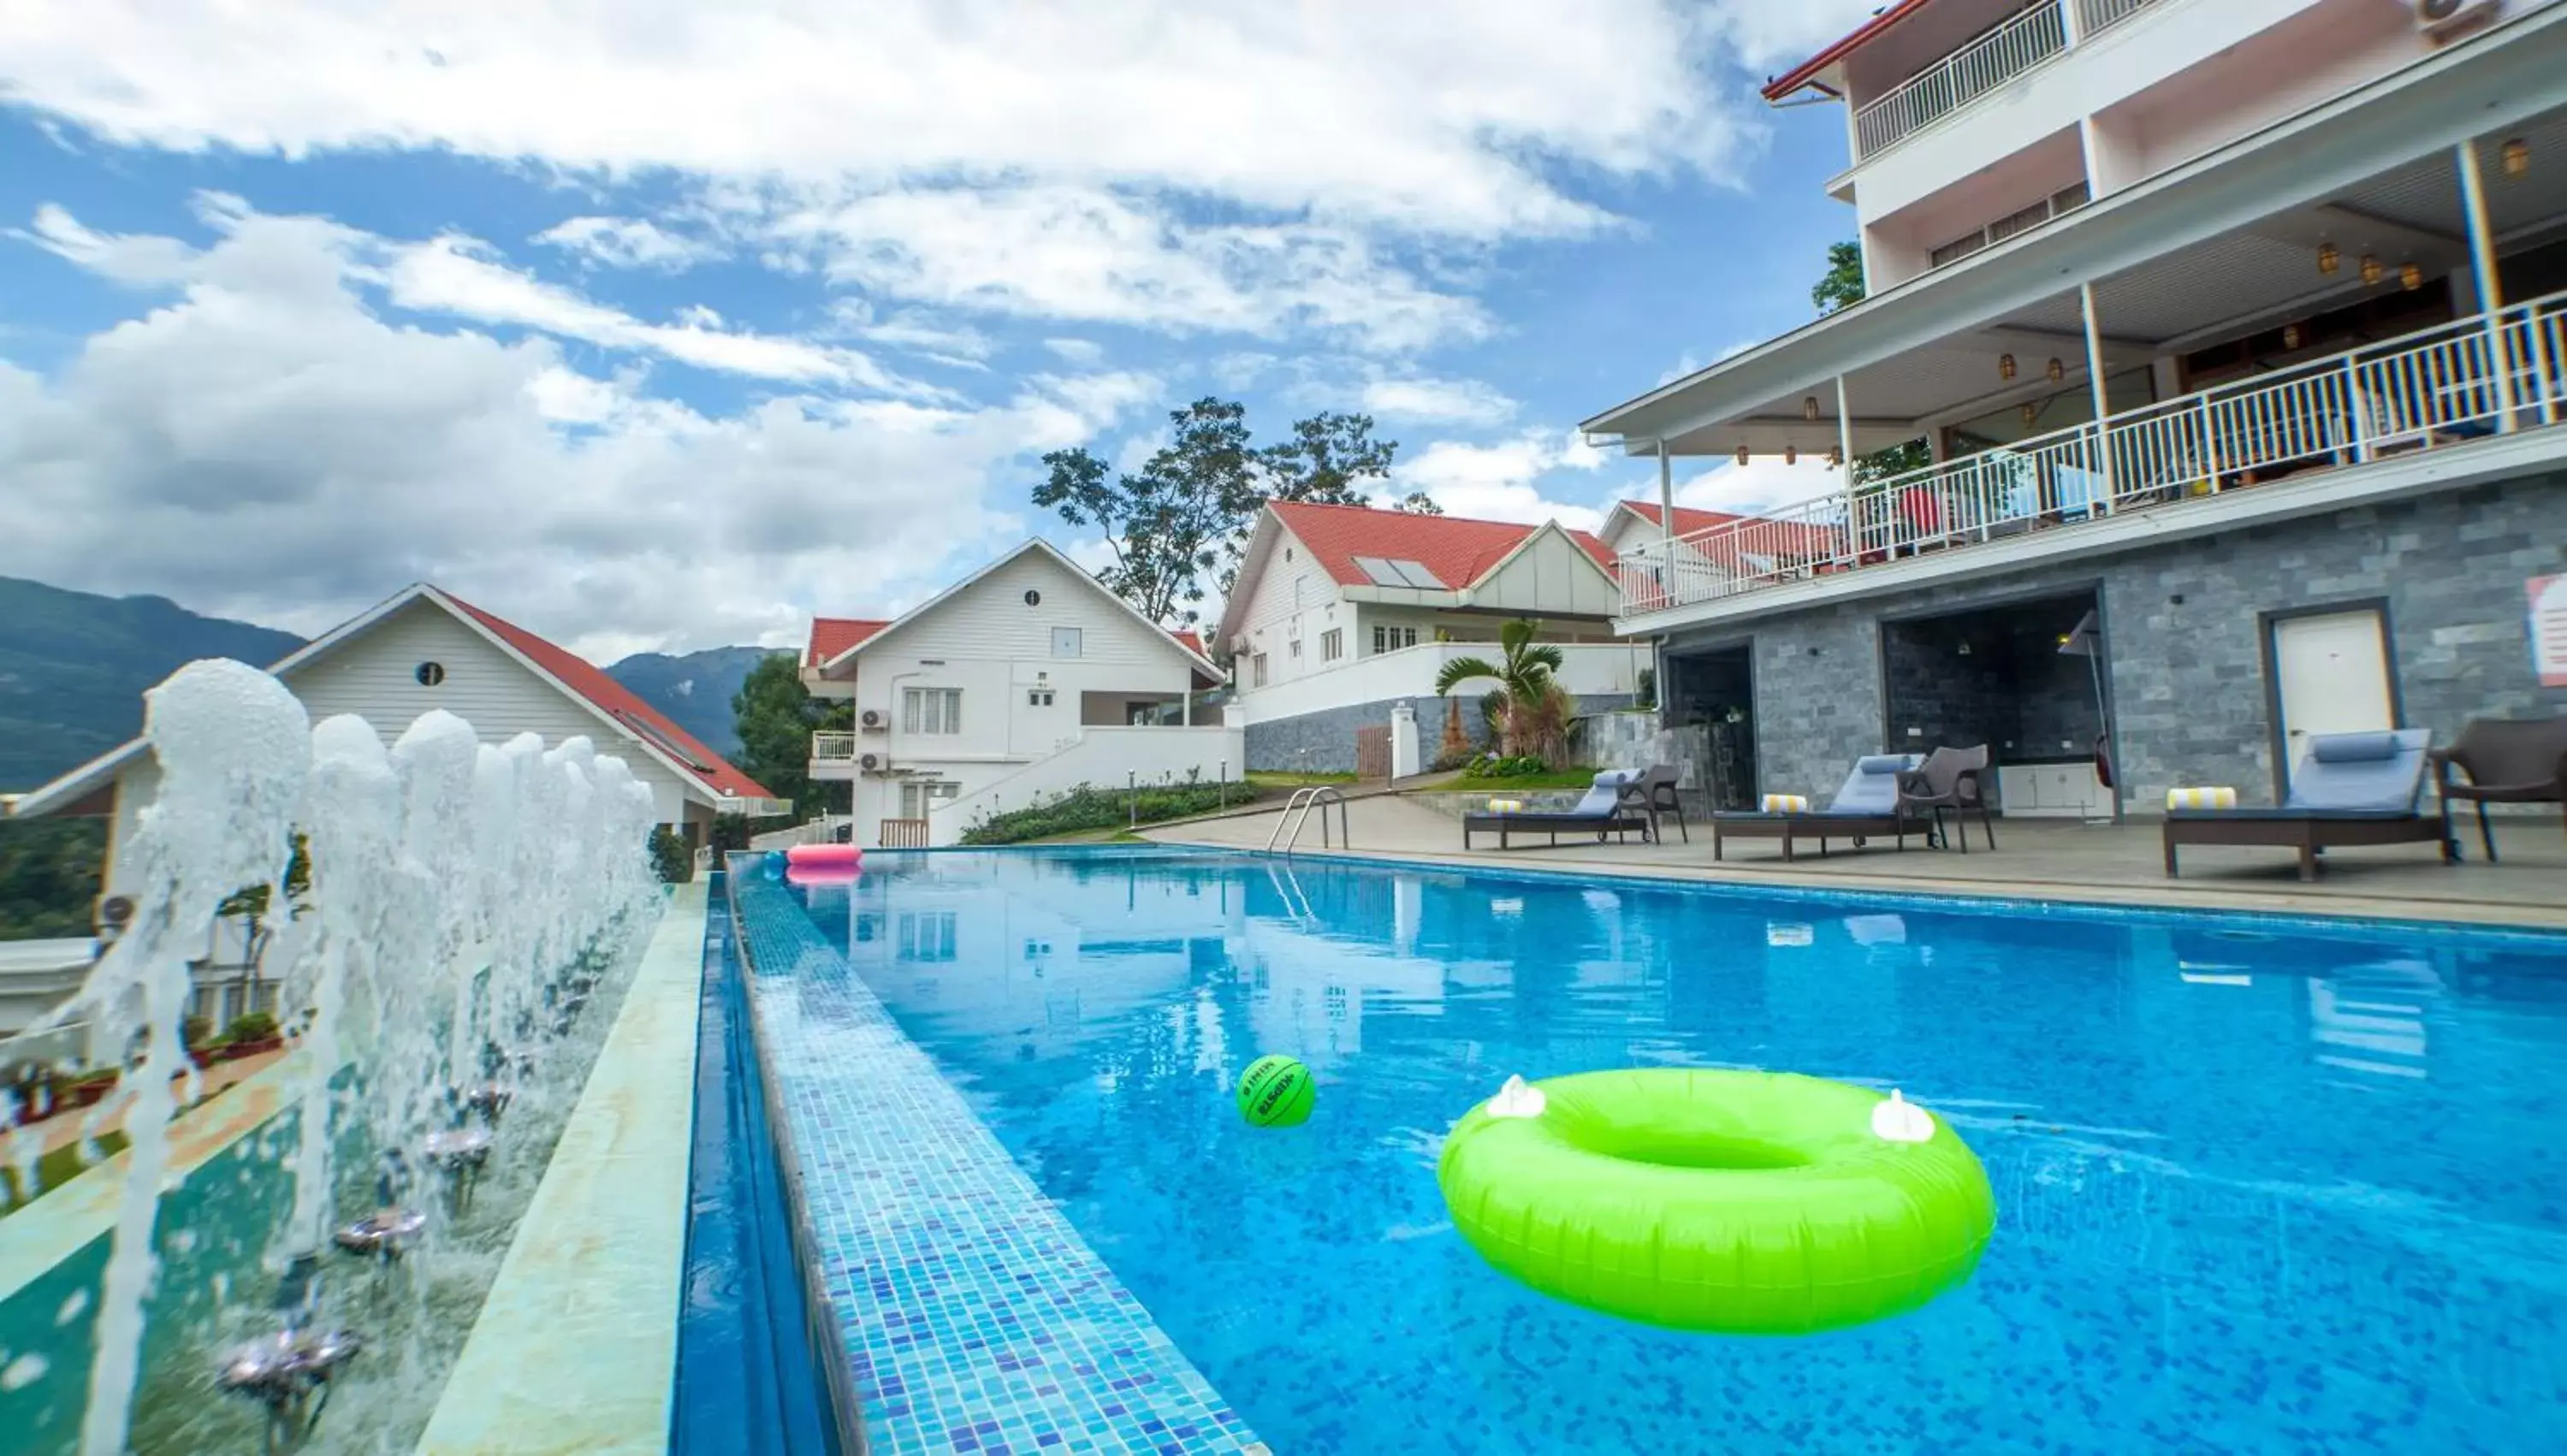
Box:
left=1711, top=755, right=1924, bottom=862
left=2163, top=729, right=2456, bottom=881
left=1633, top=765, right=1690, bottom=845
left=1462, top=770, right=1651, bottom=850
left=1897, top=744, right=1995, bottom=853
left=2431, top=716, right=2567, bottom=862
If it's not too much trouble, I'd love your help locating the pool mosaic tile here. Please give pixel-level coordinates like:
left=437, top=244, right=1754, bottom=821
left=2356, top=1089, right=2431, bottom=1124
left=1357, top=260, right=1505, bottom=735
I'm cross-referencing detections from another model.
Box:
left=726, top=865, right=1268, bottom=1456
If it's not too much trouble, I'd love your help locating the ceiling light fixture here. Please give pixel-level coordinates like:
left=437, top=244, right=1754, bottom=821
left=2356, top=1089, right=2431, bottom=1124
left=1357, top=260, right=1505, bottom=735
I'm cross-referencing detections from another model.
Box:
left=2317, top=242, right=2340, bottom=275
left=2046, top=358, right=2065, bottom=382
left=2360, top=253, right=2384, bottom=286
left=2400, top=262, right=2423, bottom=291
left=1802, top=396, right=1820, bottom=421
left=2502, top=138, right=2529, bottom=178
left=1998, top=353, right=2018, bottom=382
left=1735, top=445, right=1749, bottom=467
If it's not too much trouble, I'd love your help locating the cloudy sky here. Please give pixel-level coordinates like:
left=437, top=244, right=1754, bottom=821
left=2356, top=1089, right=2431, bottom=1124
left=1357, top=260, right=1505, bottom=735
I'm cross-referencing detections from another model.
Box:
left=0, top=1, right=1880, bottom=660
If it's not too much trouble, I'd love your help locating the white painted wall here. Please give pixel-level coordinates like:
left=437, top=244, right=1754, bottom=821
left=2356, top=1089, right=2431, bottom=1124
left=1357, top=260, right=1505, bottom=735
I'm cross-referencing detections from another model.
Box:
left=834, top=547, right=1209, bottom=846
left=284, top=599, right=703, bottom=825
left=928, top=725, right=1245, bottom=844
left=1228, top=524, right=1352, bottom=691
left=1462, top=530, right=1626, bottom=618
left=1227, top=642, right=1653, bottom=727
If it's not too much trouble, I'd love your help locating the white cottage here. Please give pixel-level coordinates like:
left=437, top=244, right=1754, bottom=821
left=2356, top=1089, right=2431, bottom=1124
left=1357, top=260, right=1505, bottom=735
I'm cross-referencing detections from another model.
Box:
left=802, top=539, right=1235, bottom=847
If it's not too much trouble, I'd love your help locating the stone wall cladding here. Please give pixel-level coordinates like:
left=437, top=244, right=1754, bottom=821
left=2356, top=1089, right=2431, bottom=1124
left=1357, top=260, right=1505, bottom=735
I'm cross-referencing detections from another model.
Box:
left=1244, top=694, right=1636, bottom=772
left=1665, top=473, right=2566, bottom=813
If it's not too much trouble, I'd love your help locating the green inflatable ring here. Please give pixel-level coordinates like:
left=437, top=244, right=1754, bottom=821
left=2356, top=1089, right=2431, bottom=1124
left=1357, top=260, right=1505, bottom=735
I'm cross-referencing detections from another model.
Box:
left=1437, top=1068, right=1995, bottom=1335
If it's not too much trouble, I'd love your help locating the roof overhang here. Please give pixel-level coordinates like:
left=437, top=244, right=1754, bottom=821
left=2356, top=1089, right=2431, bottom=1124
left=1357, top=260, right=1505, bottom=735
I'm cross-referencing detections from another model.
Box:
left=824, top=538, right=1227, bottom=684
left=1764, top=0, right=1934, bottom=102
left=1586, top=5, right=2567, bottom=453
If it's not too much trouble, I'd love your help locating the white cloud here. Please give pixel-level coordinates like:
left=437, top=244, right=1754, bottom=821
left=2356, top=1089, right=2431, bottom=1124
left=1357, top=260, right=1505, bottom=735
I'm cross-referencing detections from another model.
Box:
left=0, top=195, right=1158, bottom=658
left=1360, top=377, right=1516, bottom=427
left=1674, top=456, right=1848, bottom=515
left=827, top=299, right=993, bottom=364
left=1044, top=338, right=1105, bottom=366
left=1394, top=429, right=1615, bottom=531
left=534, top=215, right=724, bottom=271
left=1699, top=2, right=1888, bottom=74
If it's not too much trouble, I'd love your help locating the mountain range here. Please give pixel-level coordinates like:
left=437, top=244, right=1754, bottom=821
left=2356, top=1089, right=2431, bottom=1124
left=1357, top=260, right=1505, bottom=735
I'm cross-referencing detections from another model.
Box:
left=0, top=576, right=773, bottom=791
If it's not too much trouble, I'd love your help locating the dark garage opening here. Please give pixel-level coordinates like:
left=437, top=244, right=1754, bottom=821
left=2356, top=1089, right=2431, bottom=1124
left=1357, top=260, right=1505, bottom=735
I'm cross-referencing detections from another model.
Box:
left=1662, top=644, right=1758, bottom=812
left=1880, top=591, right=2113, bottom=820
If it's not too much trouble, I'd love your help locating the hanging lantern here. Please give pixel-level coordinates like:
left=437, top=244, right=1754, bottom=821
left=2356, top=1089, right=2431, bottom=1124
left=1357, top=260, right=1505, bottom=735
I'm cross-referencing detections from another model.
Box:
left=2020, top=402, right=2040, bottom=428
left=1828, top=446, right=1845, bottom=469
left=1734, top=445, right=1749, bottom=467
left=2045, top=357, right=2065, bottom=382
left=2400, top=262, right=2423, bottom=291
left=2360, top=253, right=2383, bottom=286
left=1784, top=444, right=1799, bottom=465
left=1998, top=352, right=2018, bottom=381
left=2317, top=242, right=2340, bottom=275
left=2502, top=138, right=2529, bottom=178
left=1802, top=395, right=1820, bottom=422
left=2282, top=323, right=2304, bottom=351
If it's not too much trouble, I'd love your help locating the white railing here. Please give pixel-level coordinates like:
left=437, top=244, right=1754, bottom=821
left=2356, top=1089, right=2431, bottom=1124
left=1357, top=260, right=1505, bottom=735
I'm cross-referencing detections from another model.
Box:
left=809, top=730, right=857, bottom=762
left=2075, top=0, right=2160, bottom=38
left=1855, top=1, right=2069, bottom=159
left=1229, top=640, right=1650, bottom=726
left=1618, top=288, right=2567, bottom=618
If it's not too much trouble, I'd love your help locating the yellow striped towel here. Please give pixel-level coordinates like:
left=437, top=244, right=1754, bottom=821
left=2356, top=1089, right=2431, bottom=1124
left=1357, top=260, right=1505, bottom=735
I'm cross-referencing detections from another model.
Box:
left=1487, top=798, right=1525, bottom=814
left=1761, top=794, right=1810, bottom=814
left=2166, top=786, right=2238, bottom=810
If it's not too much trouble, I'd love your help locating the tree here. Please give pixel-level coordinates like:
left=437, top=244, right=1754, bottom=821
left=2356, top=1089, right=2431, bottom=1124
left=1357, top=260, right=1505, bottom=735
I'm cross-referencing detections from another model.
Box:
left=1392, top=492, right=1444, bottom=515
left=731, top=652, right=851, bottom=820
left=1433, top=619, right=1574, bottom=762
left=1811, top=240, right=1931, bottom=486
left=1035, top=398, right=1397, bottom=625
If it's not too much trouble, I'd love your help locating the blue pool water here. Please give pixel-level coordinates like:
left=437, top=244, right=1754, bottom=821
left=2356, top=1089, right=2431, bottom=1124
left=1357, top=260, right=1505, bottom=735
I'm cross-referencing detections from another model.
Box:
left=780, top=849, right=2567, bottom=1455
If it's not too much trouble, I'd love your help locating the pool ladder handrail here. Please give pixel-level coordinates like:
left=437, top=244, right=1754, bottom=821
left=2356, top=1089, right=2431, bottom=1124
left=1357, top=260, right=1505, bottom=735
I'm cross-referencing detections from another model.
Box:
left=1264, top=785, right=1350, bottom=855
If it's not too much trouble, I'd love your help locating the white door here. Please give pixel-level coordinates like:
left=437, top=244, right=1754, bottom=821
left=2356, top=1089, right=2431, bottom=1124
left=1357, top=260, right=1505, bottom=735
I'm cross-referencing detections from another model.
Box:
left=2271, top=609, right=2394, bottom=784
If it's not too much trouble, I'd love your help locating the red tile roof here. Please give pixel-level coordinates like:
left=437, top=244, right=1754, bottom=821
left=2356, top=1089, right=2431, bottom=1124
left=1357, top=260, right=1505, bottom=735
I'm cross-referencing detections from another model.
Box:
left=1266, top=500, right=1616, bottom=592
left=443, top=591, right=779, bottom=802
left=1620, top=500, right=1758, bottom=538
left=1615, top=500, right=1842, bottom=572
left=1764, top=0, right=1933, bottom=101
left=807, top=617, right=891, bottom=668
left=1171, top=630, right=1205, bottom=657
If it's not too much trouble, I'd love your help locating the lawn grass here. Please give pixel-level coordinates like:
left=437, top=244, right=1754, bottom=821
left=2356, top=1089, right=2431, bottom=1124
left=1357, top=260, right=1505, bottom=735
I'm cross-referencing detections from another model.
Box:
left=1433, top=769, right=1604, bottom=793
left=0, top=1128, right=130, bottom=1217
left=1244, top=770, right=1360, bottom=790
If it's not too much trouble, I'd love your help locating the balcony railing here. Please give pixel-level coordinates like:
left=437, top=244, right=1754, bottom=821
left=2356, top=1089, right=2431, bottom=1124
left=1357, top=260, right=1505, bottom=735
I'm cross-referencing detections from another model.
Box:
left=1617, top=288, right=2567, bottom=618
left=1853, top=0, right=2172, bottom=160
left=810, top=730, right=857, bottom=762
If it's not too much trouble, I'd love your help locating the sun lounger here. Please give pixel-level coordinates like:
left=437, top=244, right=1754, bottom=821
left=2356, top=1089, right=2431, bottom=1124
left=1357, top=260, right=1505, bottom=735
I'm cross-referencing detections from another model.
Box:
left=1711, top=755, right=1924, bottom=862
left=2162, top=728, right=2455, bottom=881
left=1462, top=770, right=1651, bottom=850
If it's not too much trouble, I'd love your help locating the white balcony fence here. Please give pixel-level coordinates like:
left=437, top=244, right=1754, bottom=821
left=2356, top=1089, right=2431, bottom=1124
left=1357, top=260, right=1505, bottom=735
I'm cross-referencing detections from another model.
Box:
left=1227, top=641, right=1653, bottom=726
left=1618, top=288, right=2567, bottom=618
left=810, top=730, right=857, bottom=762
left=2076, top=0, right=2158, bottom=38
left=1856, top=2, right=2068, bottom=159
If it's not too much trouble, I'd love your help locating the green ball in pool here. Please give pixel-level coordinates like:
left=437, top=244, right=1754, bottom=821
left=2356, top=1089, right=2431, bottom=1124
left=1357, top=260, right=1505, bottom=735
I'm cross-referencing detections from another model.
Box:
left=1236, top=1054, right=1314, bottom=1128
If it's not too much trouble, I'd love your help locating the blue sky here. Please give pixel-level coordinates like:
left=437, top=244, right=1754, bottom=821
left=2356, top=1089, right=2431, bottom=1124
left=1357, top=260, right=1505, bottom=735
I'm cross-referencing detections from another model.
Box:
left=0, top=1, right=1881, bottom=659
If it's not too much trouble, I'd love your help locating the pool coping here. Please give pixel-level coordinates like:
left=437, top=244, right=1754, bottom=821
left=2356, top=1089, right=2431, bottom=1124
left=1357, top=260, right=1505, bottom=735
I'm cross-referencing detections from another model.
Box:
left=413, top=881, right=707, bottom=1456
left=724, top=859, right=1272, bottom=1456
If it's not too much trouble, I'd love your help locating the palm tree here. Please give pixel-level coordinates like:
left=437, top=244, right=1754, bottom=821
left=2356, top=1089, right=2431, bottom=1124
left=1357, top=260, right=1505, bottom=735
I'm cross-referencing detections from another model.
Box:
left=1433, top=619, right=1573, bottom=761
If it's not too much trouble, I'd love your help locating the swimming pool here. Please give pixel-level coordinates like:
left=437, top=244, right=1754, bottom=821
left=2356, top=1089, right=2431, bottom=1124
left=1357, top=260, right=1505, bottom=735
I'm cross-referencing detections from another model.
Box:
left=756, top=847, right=2567, bottom=1454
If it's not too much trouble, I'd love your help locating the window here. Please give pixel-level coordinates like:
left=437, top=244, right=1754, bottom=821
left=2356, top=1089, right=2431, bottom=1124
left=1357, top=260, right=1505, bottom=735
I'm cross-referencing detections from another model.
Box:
left=1320, top=629, right=1343, bottom=662
left=1027, top=688, right=1056, bottom=707
left=1252, top=654, right=1269, bottom=687
left=1930, top=181, right=2091, bottom=270
left=414, top=661, right=446, bottom=687
left=1372, top=625, right=1418, bottom=654
left=903, top=687, right=962, bottom=734
left=899, top=780, right=960, bottom=817
left=1289, top=637, right=1302, bottom=660
left=1052, top=626, right=1082, bottom=659
left=898, top=910, right=957, bottom=962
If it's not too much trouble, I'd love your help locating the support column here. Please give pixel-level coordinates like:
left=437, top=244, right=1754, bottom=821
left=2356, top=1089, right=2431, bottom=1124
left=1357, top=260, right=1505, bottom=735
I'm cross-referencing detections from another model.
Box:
left=1834, top=376, right=1855, bottom=473
left=2080, top=281, right=2115, bottom=506
left=2456, top=138, right=2518, bottom=435
left=1656, top=439, right=1675, bottom=546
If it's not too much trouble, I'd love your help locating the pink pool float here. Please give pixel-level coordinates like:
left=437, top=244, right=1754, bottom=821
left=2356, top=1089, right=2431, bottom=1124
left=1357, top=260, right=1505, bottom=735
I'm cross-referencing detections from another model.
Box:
left=785, top=843, right=862, bottom=871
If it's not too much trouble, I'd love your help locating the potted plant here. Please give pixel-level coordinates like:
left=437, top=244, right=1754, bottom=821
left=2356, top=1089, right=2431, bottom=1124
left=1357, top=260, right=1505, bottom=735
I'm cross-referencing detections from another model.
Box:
left=220, top=1012, right=284, bottom=1058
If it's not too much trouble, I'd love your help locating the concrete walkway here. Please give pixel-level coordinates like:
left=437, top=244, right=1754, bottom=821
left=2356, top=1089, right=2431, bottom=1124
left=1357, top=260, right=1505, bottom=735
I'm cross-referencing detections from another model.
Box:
left=416, top=881, right=707, bottom=1456
left=1153, top=794, right=2567, bottom=931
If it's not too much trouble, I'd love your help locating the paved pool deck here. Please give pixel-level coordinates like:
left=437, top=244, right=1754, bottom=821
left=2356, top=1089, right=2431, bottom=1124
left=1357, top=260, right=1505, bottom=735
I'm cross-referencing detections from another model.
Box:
left=1149, top=796, right=2567, bottom=932
left=415, top=880, right=707, bottom=1456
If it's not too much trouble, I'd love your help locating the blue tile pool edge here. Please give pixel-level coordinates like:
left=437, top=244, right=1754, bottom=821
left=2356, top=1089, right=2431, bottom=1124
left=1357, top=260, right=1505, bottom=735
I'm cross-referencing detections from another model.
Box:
left=677, top=870, right=865, bottom=1455
left=722, top=860, right=1269, bottom=1456
left=873, top=839, right=2567, bottom=951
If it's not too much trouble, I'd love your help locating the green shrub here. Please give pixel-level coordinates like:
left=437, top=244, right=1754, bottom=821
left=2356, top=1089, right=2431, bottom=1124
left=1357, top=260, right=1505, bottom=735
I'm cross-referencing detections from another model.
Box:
left=649, top=826, right=693, bottom=884
left=223, top=1012, right=279, bottom=1044
left=1461, top=754, right=1550, bottom=779
left=182, top=1015, right=214, bottom=1049
left=960, top=782, right=1234, bottom=846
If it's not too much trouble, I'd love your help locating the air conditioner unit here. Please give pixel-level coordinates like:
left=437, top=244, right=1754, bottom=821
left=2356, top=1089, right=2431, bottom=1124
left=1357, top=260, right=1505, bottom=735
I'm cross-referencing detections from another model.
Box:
left=2414, top=0, right=2501, bottom=41
left=859, top=708, right=886, bottom=731
left=858, top=752, right=885, bottom=773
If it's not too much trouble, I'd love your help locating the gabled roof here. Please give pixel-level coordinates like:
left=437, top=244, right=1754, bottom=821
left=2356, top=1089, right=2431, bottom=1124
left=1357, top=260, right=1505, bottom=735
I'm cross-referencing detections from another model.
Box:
left=1763, top=0, right=1933, bottom=101
left=1604, top=500, right=1842, bottom=574
left=806, top=617, right=890, bottom=668
left=6, top=583, right=776, bottom=820
left=815, top=538, right=1225, bottom=683
left=1264, top=500, right=1617, bottom=590
left=1612, top=500, right=1758, bottom=540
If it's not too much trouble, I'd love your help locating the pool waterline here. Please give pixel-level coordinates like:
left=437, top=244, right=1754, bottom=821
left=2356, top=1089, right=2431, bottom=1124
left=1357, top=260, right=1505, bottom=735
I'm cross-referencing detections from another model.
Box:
left=740, top=844, right=2567, bottom=1454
